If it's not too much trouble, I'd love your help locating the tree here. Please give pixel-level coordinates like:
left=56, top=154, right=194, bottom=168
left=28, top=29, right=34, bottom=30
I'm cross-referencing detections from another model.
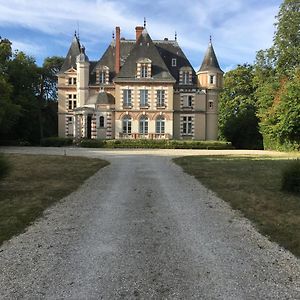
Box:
left=254, top=0, right=300, bottom=150
left=0, top=38, right=21, bottom=139
left=219, top=64, right=263, bottom=149
left=273, top=0, right=300, bottom=75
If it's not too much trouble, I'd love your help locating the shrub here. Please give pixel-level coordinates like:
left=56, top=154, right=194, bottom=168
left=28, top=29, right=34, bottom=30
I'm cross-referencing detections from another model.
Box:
left=0, top=155, right=10, bottom=180
left=281, top=160, right=300, bottom=194
left=40, top=137, right=73, bottom=147
left=79, top=139, right=106, bottom=148
left=78, top=139, right=233, bottom=149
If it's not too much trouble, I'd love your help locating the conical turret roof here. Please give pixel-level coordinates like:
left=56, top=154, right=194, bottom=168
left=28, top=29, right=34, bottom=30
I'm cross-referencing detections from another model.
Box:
left=198, top=40, right=223, bottom=73
left=58, top=33, right=81, bottom=74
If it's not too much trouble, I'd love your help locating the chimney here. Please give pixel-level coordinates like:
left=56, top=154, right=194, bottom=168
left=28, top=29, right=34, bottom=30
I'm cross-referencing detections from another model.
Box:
left=115, top=26, right=120, bottom=74
left=135, top=26, right=144, bottom=43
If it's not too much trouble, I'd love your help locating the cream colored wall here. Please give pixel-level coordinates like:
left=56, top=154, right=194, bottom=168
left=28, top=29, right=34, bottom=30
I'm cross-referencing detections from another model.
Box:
left=115, top=83, right=173, bottom=111
left=194, top=114, right=206, bottom=140
left=77, top=62, right=89, bottom=107
left=58, top=114, right=66, bottom=137
left=173, top=113, right=181, bottom=139
left=206, top=113, right=218, bottom=140
left=194, top=93, right=206, bottom=111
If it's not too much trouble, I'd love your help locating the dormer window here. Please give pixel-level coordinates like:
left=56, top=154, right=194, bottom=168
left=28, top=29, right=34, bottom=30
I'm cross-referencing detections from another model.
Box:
left=172, top=58, right=177, bottom=67
left=99, top=71, right=105, bottom=84
left=96, top=66, right=109, bottom=85
left=141, top=65, right=148, bottom=78
left=179, top=67, right=192, bottom=85
left=183, top=72, right=189, bottom=84
left=137, top=58, right=152, bottom=79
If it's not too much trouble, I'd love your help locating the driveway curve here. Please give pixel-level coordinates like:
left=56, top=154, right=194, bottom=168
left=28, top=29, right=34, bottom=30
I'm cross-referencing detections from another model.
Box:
left=0, top=147, right=299, bottom=299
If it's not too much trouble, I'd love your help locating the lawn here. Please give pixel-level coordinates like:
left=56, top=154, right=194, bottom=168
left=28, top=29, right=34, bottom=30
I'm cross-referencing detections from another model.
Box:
left=0, top=154, right=109, bottom=245
left=174, top=155, right=300, bottom=257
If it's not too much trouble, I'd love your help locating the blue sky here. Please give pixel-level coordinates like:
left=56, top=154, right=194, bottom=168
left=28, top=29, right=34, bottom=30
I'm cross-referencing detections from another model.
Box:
left=0, top=0, right=282, bottom=72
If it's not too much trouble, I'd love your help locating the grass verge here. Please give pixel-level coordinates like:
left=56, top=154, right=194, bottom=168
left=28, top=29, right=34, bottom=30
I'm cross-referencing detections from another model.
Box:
left=0, top=154, right=109, bottom=245
left=173, top=155, right=300, bottom=257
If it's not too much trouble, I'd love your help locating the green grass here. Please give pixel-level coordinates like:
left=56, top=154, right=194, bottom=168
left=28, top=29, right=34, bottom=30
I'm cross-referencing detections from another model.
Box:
left=174, top=155, right=300, bottom=257
left=0, top=154, right=109, bottom=245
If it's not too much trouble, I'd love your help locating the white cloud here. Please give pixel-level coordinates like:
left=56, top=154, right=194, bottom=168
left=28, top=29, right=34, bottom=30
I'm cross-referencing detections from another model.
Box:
left=11, top=40, right=45, bottom=57
left=0, top=0, right=281, bottom=69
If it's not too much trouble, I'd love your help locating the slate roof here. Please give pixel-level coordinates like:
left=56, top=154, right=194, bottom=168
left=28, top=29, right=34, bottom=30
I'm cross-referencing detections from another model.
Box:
left=91, top=40, right=135, bottom=82
left=87, top=91, right=115, bottom=105
left=155, top=40, right=197, bottom=85
left=114, top=30, right=175, bottom=82
left=58, top=34, right=81, bottom=74
left=198, top=42, right=223, bottom=73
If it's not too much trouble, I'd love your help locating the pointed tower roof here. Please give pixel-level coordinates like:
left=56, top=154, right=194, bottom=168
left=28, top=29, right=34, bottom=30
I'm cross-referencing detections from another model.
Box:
left=198, top=39, right=223, bottom=73
left=114, top=29, right=175, bottom=82
left=58, top=33, right=81, bottom=74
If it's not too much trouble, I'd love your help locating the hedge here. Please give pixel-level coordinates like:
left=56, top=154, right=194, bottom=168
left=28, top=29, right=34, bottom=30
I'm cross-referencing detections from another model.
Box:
left=281, top=159, right=300, bottom=194
left=79, top=139, right=233, bottom=149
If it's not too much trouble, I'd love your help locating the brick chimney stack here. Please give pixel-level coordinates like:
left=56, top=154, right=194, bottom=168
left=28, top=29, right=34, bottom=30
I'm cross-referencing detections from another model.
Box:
left=115, top=26, right=120, bottom=74
left=135, top=26, right=144, bottom=43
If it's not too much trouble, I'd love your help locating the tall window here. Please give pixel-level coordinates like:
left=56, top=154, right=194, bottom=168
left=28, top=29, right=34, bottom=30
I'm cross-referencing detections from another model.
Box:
left=68, top=94, right=77, bottom=110
left=157, top=90, right=165, bottom=107
left=183, top=95, right=193, bottom=107
left=140, top=90, right=149, bottom=107
left=123, top=89, right=132, bottom=107
left=122, top=116, right=132, bottom=134
left=99, top=116, right=105, bottom=128
left=183, top=72, right=190, bottom=84
left=210, top=75, right=215, bottom=84
left=100, top=71, right=105, bottom=84
left=139, top=116, right=148, bottom=135
left=182, top=116, right=192, bottom=135
left=172, top=58, right=177, bottom=67
left=141, top=65, right=148, bottom=78
left=156, top=116, right=165, bottom=134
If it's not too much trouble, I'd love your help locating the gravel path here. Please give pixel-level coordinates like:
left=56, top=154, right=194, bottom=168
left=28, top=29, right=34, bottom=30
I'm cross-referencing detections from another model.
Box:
left=0, top=147, right=299, bottom=299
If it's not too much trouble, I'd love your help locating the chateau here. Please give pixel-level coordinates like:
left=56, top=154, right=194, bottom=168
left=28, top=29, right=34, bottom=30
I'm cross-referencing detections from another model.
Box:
left=57, top=24, right=223, bottom=140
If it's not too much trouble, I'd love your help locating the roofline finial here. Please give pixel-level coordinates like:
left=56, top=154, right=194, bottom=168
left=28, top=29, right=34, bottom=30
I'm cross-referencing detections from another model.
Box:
left=175, top=31, right=177, bottom=41
left=209, top=35, right=212, bottom=43
left=144, top=17, right=146, bottom=28
left=112, top=30, right=115, bottom=39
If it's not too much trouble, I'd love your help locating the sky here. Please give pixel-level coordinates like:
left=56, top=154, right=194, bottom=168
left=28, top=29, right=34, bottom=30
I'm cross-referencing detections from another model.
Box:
left=0, top=0, right=282, bottom=72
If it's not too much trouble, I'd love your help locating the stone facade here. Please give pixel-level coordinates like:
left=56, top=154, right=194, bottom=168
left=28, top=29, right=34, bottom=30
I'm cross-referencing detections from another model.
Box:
left=57, top=26, right=223, bottom=140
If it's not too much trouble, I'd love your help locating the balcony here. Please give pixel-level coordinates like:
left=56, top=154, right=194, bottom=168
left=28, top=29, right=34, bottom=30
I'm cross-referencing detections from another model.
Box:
left=119, top=133, right=170, bottom=140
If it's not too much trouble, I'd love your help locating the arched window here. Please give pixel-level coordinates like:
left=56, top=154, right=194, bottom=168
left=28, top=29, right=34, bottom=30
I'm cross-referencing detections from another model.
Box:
left=139, top=115, right=148, bottom=135
left=156, top=116, right=165, bottom=134
left=99, top=116, right=105, bottom=128
left=122, top=116, right=132, bottom=134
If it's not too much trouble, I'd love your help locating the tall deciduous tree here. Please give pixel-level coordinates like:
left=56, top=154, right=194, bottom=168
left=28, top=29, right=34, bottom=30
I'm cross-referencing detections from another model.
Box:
left=219, top=64, right=263, bottom=149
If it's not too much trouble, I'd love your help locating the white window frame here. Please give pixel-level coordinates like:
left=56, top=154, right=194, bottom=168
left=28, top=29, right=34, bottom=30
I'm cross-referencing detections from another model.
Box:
left=141, top=65, right=148, bottom=78
left=99, top=71, right=105, bottom=84
left=156, top=117, right=165, bottom=134
left=123, top=89, right=132, bottom=107
left=183, top=72, right=190, bottom=84
left=122, top=116, right=132, bottom=134
left=139, top=116, right=148, bottom=135
left=208, top=100, right=214, bottom=109
left=172, top=58, right=177, bottom=67
left=156, top=90, right=165, bottom=107
left=182, top=116, right=193, bottom=135
left=140, top=89, right=149, bottom=107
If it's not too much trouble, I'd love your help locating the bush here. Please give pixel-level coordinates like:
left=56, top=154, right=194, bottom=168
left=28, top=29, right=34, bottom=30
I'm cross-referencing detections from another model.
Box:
left=0, top=155, right=10, bottom=180
left=79, top=139, right=106, bottom=148
left=281, top=160, right=300, bottom=194
left=40, top=137, right=73, bottom=147
left=78, top=139, right=233, bottom=149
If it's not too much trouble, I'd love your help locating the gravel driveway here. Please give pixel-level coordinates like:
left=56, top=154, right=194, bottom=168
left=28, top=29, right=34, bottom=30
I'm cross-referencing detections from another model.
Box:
left=0, top=147, right=299, bottom=299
